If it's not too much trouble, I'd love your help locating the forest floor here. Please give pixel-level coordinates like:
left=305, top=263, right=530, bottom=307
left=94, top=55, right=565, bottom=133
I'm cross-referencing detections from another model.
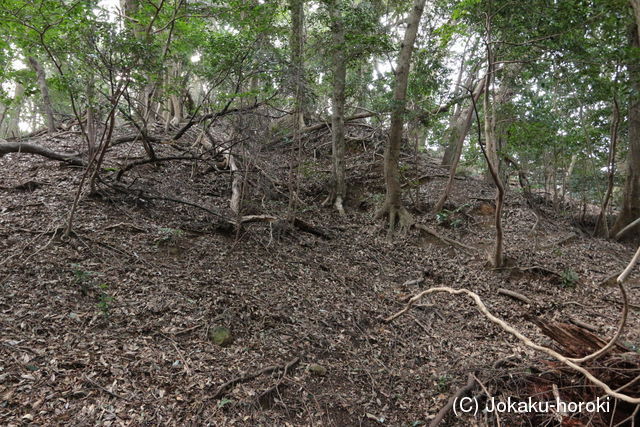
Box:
left=0, top=119, right=639, bottom=426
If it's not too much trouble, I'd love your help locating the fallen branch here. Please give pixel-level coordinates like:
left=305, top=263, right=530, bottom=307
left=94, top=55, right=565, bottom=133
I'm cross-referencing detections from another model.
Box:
left=267, top=112, right=377, bottom=147
left=497, top=288, right=532, bottom=305
left=0, top=141, right=85, bottom=166
left=429, top=373, right=476, bottom=427
left=615, top=217, right=640, bottom=240
left=212, top=357, right=300, bottom=400
left=567, top=317, right=599, bottom=333
left=541, top=233, right=576, bottom=249
left=414, top=224, right=477, bottom=253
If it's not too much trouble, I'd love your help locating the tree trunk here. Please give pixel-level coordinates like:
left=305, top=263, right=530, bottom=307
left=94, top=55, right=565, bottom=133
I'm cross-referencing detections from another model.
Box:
left=3, top=83, right=25, bottom=138
left=612, top=18, right=640, bottom=239
left=375, top=0, right=426, bottom=236
left=326, top=0, right=347, bottom=214
left=481, top=13, right=505, bottom=268
left=441, top=43, right=473, bottom=166
left=27, top=57, right=56, bottom=134
left=290, top=0, right=305, bottom=129
left=432, top=78, right=485, bottom=213
left=287, top=0, right=305, bottom=221
left=594, top=96, right=620, bottom=237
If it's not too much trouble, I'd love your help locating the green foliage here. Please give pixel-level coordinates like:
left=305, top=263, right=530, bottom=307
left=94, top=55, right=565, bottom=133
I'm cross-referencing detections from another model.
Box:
left=96, top=283, right=114, bottom=318
left=435, top=204, right=469, bottom=228
left=560, top=269, right=580, bottom=288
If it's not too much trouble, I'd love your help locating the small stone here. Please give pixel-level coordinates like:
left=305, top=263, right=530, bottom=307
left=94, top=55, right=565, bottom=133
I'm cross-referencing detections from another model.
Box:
left=209, top=326, right=233, bottom=347
left=308, top=363, right=327, bottom=376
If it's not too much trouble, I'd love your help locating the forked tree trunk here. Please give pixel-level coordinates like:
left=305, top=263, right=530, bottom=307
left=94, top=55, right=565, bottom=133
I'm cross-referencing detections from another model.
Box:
left=612, top=17, right=640, bottom=239
left=326, top=0, right=347, bottom=214
left=376, top=0, right=426, bottom=236
left=27, top=57, right=56, bottom=134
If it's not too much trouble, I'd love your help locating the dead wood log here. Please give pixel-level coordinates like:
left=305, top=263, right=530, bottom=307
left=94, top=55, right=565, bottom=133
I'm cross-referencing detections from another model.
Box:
left=0, top=141, right=85, bottom=166
left=531, top=318, right=626, bottom=358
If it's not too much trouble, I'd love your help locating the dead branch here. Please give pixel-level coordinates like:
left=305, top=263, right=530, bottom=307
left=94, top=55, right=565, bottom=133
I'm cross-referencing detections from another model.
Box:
left=541, top=233, right=576, bottom=249
left=211, top=357, right=300, bottom=400
left=497, top=288, right=532, bottom=305
left=0, top=141, right=85, bottom=166
left=567, top=317, right=599, bottom=333
left=414, top=224, right=477, bottom=253
left=428, top=373, right=476, bottom=427
left=385, top=285, right=640, bottom=404
left=615, top=217, right=640, bottom=240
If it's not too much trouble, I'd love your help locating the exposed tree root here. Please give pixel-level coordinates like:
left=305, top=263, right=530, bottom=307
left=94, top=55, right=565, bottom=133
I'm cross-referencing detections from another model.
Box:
left=428, top=373, right=476, bottom=427
left=385, top=273, right=639, bottom=403
left=211, top=357, right=300, bottom=400
left=414, top=224, right=477, bottom=253
left=375, top=202, right=414, bottom=238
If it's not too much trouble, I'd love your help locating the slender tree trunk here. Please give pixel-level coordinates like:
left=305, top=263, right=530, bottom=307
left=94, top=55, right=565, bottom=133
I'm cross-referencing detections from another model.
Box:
left=612, top=18, right=640, bottom=239
left=375, top=0, right=426, bottom=236
left=4, top=83, right=25, bottom=138
left=432, top=78, right=485, bottom=213
left=287, top=0, right=305, bottom=221
left=290, top=0, right=305, bottom=129
left=481, top=10, right=505, bottom=268
left=441, top=53, right=468, bottom=166
left=28, top=57, right=56, bottom=133
left=595, top=96, right=620, bottom=237
left=86, top=80, right=97, bottom=160
left=562, top=153, right=577, bottom=204
left=326, top=0, right=347, bottom=214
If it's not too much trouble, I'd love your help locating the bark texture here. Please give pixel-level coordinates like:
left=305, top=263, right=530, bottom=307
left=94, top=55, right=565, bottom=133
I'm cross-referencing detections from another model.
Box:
left=612, top=19, right=640, bottom=239
left=376, top=0, right=426, bottom=235
left=327, top=0, right=347, bottom=214
left=28, top=57, right=56, bottom=134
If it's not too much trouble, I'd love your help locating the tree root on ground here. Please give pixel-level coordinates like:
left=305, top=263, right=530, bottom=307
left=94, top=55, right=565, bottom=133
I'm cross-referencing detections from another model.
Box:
left=211, top=357, right=300, bottom=400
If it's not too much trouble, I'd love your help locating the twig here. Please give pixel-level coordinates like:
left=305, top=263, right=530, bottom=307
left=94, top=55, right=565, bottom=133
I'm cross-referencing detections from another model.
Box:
left=471, top=373, right=501, bottom=427
left=414, top=224, right=477, bottom=253
left=212, top=357, right=300, bottom=400
left=83, top=375, right=130, bottom=401
left=429, top=373, right=476, bottom=427
left=568, top=317, right=598, bottom=333
left=497, top=288, right=532, bottom=305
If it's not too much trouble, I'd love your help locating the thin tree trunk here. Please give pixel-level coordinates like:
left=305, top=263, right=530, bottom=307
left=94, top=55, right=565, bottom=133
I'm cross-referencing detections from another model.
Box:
left=481, top=10, right=505, bottom=268
left=562, top=153, right=577, bottom=204
left=375, top=0, right=426, bottom=236
left=432, top=78, right=485, bottom=213
left=594, top=96, right=620, bottom=237
left=287, top=0, right=305, bottom=222
left=4, top=83, right=24, bottom=138
left=27, top=57, right=56, bottom=134
left=326, top=0, right=347, bottom=214
left=612, top=18, right=640, bottom=239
